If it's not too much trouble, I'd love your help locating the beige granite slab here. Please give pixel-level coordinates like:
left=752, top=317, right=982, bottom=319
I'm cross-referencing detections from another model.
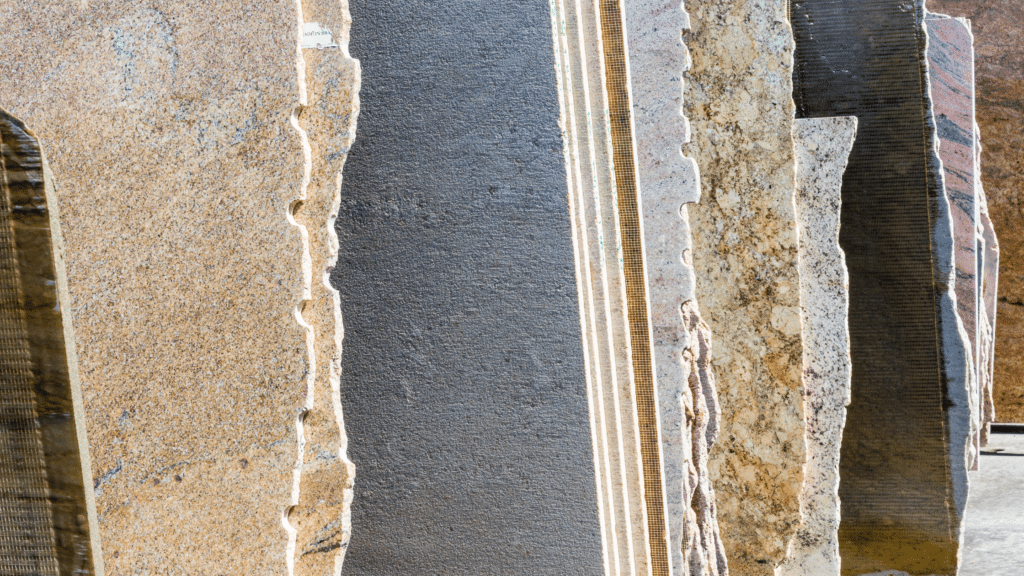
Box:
left=684, top=0, right=805, bottom=573
left=0, top=1, right=359, bottom=573
left=777, top=116, right=857, bottom=576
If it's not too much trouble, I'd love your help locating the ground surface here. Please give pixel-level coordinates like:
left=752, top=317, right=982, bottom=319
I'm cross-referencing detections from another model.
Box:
left=961, top=432, right=1024, bottom=575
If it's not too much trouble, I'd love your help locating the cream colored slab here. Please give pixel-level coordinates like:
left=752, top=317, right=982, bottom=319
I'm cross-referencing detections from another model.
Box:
left=777, top=116, right=857, bottom=576
left=0, top=2, right=359, bottom=574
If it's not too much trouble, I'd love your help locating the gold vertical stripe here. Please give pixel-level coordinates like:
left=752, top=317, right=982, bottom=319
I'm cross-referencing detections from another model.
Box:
left=597, top=2, right=668, bottom=574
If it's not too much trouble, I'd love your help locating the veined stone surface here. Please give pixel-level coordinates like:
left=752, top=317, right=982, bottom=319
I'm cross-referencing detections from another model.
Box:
left=0, top=2, right=359, bottom=574
left=684, top=0, right=805, bottom=572
left=625, top=1, right=728, bottom=574
left=926, top=14, right=981, bottom=469
left=925, top=0, right=1017, bottom=424
left=777, top=116, right=856, bottom=576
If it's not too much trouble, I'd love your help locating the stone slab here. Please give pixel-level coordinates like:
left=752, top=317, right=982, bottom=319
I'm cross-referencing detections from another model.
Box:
left=791, top=1, right=973, bottom=573
left=0, top=2, right=360, bottom=574
left=684, top=0, right=806, bottom=572
left=333, top=1, right=604, bottom=573
left=778, top=116, right=857, bottom=576
left=927, top=14, right=982, bottom=469
left=925, top=0, right=1017, bottom=423
left=625, top=1, right=728, bottom=574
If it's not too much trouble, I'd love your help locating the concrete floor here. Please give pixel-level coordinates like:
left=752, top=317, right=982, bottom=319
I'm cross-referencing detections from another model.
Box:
left=960, top=432, right=1024, bottom=575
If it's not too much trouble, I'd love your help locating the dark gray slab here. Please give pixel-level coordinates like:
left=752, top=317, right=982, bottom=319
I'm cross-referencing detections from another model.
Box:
left=791, top=1, right=969, bottom=573
left=332, top=3, right=603, bottom=574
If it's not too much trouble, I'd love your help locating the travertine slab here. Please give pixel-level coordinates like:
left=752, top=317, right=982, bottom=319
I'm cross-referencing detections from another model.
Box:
left=0, top=2, right=359, bottom=573
left=626, top=1, right=728, bottom=574
left=791, top=1, right=974, bottom=573
left=777, top=116, right=856, bottom=576
left=685, top=0, right=805, bottom=572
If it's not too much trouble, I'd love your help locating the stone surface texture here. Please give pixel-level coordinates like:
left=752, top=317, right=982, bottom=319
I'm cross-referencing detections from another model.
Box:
left=791, top=1, right=973, bottom=572
left=927, top=14, right=982, bottom=470
left=335, top=1, right=605, bottom=574
left=684, top=0, right=805, bottom=572
left=777, top=116, right=856, bottom=576
left=926, top=0, right=1019, bottom=423
left=977, top=170, right=999, bottom=445
left=626, top=1, right=728, bottom=574
left=0, top=2, right=359, bottom=574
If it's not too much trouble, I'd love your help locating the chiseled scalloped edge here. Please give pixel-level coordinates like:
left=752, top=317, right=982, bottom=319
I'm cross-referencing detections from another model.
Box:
left=624, top=2, right=727, bottom=574
left=286, top=2, right=360, bottom=574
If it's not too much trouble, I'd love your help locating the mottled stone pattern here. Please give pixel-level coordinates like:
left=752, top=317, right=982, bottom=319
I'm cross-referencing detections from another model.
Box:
left=791, top=0, right=971, bottom=573
left=927, top=14, right=981, bottom=468
left=684, top=0, right=805, bottom=573
left=777, top=116, right=856, bottom=576
left=0, top=2, right=359, bottom=573
left=335, top=1, right=604, bottom=573
left=626, top=1, right=728, bottom=574
left=926, top=0, right=1020, bottom=423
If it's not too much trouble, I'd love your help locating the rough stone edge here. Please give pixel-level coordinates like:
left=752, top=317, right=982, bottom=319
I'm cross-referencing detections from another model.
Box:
left=920, top=4, right=974, bottom=555
left=40, top=143, right=104, bottom=576
left=974, top=123, right=998, bottom=444
left=286, top=3, right=360, bottom=574
left=777, top=116, right=857, bottom=576
left=624, top=1, right=728, bottom=574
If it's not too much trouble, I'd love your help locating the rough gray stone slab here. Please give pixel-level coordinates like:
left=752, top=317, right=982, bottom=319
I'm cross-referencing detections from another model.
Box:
left=334, top=1, right=604, bottom=573
left=778, top=116, right=857, bottom=576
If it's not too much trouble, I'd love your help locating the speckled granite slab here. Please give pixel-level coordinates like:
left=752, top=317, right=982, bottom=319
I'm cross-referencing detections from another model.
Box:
left=777, top=116, right=856, bottom=576
left=0, top=2, right=359, bottom=574
left=684, top=0, right=806, bottom=571
left=791, top=0, right=973, bottom=573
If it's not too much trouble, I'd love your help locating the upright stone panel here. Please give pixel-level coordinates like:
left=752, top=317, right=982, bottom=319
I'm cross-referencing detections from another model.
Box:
left=0, top=2, right=360, bottom=574
left=626, top=1, right=728, bottom=574
left=925, top=0, right=1017, bottom=423
left=791, top=1, right=973, bottom=573
left=685, top=0, right=806, bottom=572
left=778, top=116, right=856, bottom=576
left=335, top=2, right=604, bottom=574
left=926, top=14, right=982, bottom=467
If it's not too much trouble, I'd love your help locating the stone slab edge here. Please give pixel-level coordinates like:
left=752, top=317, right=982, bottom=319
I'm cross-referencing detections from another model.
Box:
left=922, top=5, right=974, bottom=548
left=778, top=116, right=857, bottom=576
left=625, top=1, right=728, bottom=574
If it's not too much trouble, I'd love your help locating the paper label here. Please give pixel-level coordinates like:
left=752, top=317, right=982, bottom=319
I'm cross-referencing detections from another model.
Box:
left=302, top=22, right=339, bottom=49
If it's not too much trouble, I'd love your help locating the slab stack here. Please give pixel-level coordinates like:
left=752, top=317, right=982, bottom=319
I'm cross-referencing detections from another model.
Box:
left=0, top=2, right=360, bottom=574
left=626, top=0, right=728, bottom=573
left=790, top=0, right=974, bottom=573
